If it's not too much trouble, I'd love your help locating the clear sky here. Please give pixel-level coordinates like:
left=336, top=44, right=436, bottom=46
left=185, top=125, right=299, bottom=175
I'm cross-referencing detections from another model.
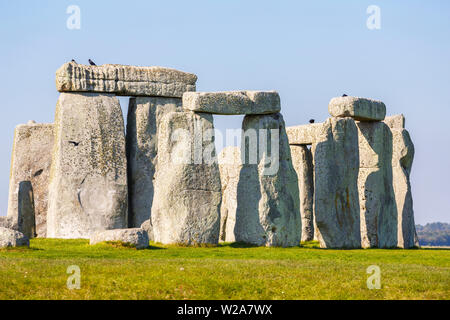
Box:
left=0, top=0, right=449, bottom=224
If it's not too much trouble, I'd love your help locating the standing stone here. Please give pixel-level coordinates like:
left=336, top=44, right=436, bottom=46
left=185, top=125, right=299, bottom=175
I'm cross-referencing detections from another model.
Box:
left=17, top=181, right=36, bottom=239
left=126, top=97, right=182, bottom=227
left=313, top=117, right=361, bottom=248
left=6, top=122, right=53, bottom=237
left=385, top=115, right=417, bottom=248
left=357, top=121, right=397, bottom=248
left=218, top=146, right=241, bottom=242
left=151, top=111, right=221, bottom=245
left=47, top=93, right=128, bottom=239
left=290, top=145, right=314, bottom=242
left=236, top=113, right=301, bottom=247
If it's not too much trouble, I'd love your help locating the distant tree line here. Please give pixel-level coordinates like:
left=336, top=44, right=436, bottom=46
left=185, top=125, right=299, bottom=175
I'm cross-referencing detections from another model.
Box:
left=416, top=222, right=450, bottom=246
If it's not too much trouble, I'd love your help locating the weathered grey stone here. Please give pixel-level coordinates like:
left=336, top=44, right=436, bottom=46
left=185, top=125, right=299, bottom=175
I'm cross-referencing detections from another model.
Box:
left=329, top=96, right=386, bottom=121
left=390, top=126, right=417, bottom=248
left=151, top=111, right=221, bottom=245
left=56, top=62, right=197, bottom=98
left=357, top=121, right=397, bottom=248
left=140, top=219, right=154, bottom=242
left=235, top=113, right=301, bottom=247
left=290, top=145, right=314, bottom=242
left=126, top=97, right=182, bottom=227
left=0, top=227, right=29, bottom=248
left=6, top=122, right=53, bottom=238
left=286, top=123, right=323, bottom=145
left=182, top=91, right=281, bottom=115
left=90, top=228, right=149, bottom=249
left=218, top=146, right=242, bottom=242
left=0, top=216, right=15, bottom=230
left=313, top=117, right=361, bottom=248
left=47, top=93, right=128, bottom=239
left=384, top=114, right=405, bottom=130
left=17, top=181, right=36, bottom=239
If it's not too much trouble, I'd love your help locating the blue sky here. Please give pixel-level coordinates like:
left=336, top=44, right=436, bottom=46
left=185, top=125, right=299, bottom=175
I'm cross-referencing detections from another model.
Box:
left=0, top=0, right=449, bottom=224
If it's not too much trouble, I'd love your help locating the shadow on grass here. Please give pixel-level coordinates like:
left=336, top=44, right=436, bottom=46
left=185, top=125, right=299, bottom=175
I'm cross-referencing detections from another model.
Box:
left=91, top=241, right=166, bottom=250
left=0, top=246, right=42, bottom=252
left=227, top=242, right=261, bottom=248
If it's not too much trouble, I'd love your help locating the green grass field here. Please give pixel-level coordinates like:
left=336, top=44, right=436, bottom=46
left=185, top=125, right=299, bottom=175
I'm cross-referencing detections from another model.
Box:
left=0, top=239, right=448, bottom=300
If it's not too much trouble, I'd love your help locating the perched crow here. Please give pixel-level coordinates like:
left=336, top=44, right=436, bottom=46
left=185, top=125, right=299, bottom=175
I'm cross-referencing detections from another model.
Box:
left=342, top=94, right=348, bottom=97
left=71, top=59, right=77, bottom=63
left=68, top=141, right=80, bottom=146
left=88, top=59, right=96, bottom=66
left=309, top=119, right=315, bottom=124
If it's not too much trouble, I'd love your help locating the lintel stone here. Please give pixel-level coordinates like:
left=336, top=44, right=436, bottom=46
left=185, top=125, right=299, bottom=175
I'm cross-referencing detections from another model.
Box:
left=287, top=123, right=323, bottom=145
left=328, top=96, right=386, bottom=121
left=384, top=114, right=405, bottom=130
left=56, top=62, right=197, bottom=98
left=182, top=91, right=281, bottom=115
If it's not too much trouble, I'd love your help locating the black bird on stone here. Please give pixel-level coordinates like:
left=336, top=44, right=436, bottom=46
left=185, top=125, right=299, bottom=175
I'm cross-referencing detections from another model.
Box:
left=88, top=59, right=97, bottom=66
left=68, top=141, right=80, bottom=146
left=309, top=119, right=315, bottom=124
left=71, top=59, right=77, bottom=63
left=342, top=94, right=348, bottom=97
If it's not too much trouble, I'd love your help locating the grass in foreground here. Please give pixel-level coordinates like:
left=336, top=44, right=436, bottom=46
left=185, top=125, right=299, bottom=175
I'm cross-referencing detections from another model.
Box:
left=0, top=239, right=449, bottom=300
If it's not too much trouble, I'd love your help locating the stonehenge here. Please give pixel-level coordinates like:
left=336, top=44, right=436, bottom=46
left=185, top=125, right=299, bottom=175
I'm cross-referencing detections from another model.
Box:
left=1, top=62, right=418, bottom=250
left=287, top=97, right=418, bottom=248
